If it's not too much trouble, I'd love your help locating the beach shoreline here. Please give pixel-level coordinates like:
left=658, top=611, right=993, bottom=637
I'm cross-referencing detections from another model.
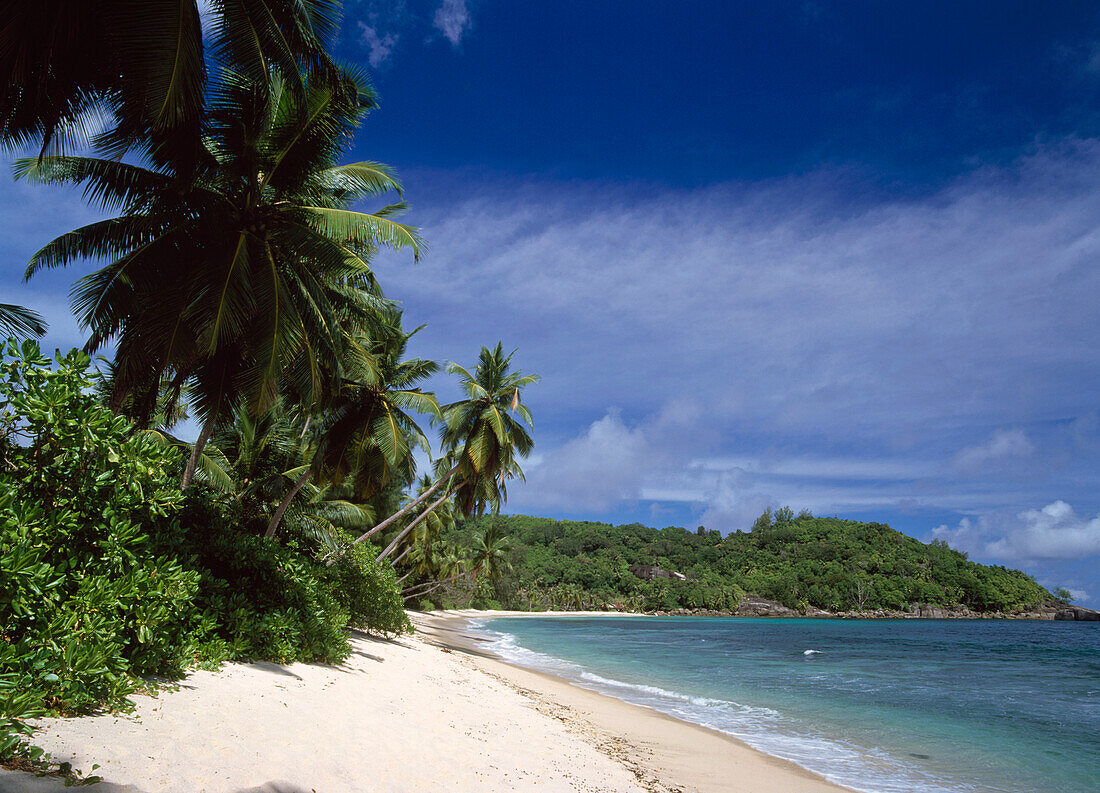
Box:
left=1, top=610, right=852, bottom=793
left=411, top=609, right=853, bottom=793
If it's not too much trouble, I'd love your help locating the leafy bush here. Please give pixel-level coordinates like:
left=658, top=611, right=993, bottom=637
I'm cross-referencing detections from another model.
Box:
left=321, top=540, right=411, bottom=637
left=0, top=341, right=204, bottom=759
left=0, top=340, right=413, bottom=763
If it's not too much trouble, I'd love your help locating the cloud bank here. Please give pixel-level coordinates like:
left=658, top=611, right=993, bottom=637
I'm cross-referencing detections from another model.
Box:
left=932, top=501, right=1100, bottom=561
left=370, top=140, right=1100, bottom=533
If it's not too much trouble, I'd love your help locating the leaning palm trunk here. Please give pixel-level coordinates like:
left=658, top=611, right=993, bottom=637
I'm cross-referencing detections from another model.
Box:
left=390, top=545, right=413, bottom=568
left=325, top=464, right=462, bottom=568
left=404, top=567, right=473, bottom=598
left=181, top=410, right=217, bottom=491
left=401, top=567, right=478, bottom=600
left=349, top=463, right=460, bottom=547
left=264, top=468, right=312, bottom=539
left=376, top=486, right=458, bottom=563
left=400, top=563, right=477, bottom=593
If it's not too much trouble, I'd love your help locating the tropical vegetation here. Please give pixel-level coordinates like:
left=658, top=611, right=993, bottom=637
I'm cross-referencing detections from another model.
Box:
left=0, top=0, right=538, bottom=766
left=443, top=510, right=1056, bottom=614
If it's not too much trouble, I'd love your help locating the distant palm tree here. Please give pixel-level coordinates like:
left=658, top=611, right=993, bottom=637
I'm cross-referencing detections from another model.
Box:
left=401, top=542, right=470, bottom=601
left=0, top=0, right=340, bottom=162
left=264, top=323, right=440, bottom=539
left=17, top=66, right=422, bottom=490
left=470, top=521, right=513, bottom=582
left=347, top=343, right=538, bottom=552
left=0, top=303, right=45, bottom=337
left=440, top=343, right=538, bottom=516
left=398, top=520, right=513, bottom=601
left=389, top=474, right=456, bottom=573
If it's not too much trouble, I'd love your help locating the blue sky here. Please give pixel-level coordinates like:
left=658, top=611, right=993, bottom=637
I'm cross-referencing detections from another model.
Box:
left=3, top=1, right=1100, bottom=603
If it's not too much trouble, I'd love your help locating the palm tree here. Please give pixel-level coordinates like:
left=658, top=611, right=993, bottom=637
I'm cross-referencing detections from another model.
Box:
left=401, top=542, right=470, bottom=602
left=374, top=469, right=456, bottom=563
left=0, top=304, right=45, bottom=337
left=0, top=0, right=340, bottom=161
left=400, top=520, right=512, bottom=601
left=438, top=343, right=539, bottom=516
left=393, top=513, right=455, bottom=584
left=17, top=65, right=422, bottom=491
left=211, top=403, right=308, bottom=507
left=264, top=322, right=440, bottom=539
left=348, top=343, right=538, bottom=552
left=470, top=521, right=513, bottom=582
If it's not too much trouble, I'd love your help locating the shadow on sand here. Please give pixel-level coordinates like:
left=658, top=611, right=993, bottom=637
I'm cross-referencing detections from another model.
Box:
left=0, top=772, right=329, bottom=793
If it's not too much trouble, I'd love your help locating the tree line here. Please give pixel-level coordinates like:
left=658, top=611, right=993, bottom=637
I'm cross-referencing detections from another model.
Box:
left=444, top=510, right=1055, bottom=614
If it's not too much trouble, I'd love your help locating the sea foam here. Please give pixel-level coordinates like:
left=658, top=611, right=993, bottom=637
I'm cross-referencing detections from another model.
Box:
left=471, top=618, right=972, bottom=793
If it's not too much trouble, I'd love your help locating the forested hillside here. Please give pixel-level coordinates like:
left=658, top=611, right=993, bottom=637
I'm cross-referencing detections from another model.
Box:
left=447, top=509, right=1053, bottom=614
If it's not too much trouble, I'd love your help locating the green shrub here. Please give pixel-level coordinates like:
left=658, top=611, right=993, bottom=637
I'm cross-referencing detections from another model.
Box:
left=0, top=341, right=204, bottom=759
left=159, top=498, right=352, bottom=665
left=321, top=540, right=411, bottom=637
left=0, top=341, right=412, bottom=762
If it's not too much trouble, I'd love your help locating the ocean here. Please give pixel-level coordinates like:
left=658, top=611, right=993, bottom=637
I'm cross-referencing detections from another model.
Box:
left=470, top=616, right=1099, bottom=793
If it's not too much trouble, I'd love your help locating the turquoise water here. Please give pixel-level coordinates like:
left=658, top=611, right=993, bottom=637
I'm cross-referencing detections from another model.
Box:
left=473, top=617, right=1100, bottom=793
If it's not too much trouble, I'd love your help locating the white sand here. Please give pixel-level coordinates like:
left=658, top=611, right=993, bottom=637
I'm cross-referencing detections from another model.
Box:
left=3, top=629, right=645, bottom=793
left=2, top=612, right=850, bottom=793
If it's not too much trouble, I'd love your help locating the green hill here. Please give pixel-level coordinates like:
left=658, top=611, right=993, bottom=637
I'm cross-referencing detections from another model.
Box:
left=450, top=509, right=1053, bottom=614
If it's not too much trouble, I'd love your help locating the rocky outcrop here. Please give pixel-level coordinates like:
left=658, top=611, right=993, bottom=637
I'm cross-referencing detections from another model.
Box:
left=910, top=603, right=952, bottom=618
left=1054, top=606, right=1100, bottom=621
left=628, top=564, right=689, bottom=582
left=734, top=595, right=800, bottom=617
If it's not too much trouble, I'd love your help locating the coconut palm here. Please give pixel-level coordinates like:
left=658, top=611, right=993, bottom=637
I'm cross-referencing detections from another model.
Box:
left=470, top=521, right=513, bottom=582
left=399, top=520, right=512, bottom=602
left=264, top=322, right=440, bottom=539
left=401, top=542, right=470, bottom=601
left=388, top=475, right=460, bottom=581
left=16, top=65, right=422, bottom=490
left=0, top=0, right=340, bottom=162
left=0, top=304, right=45, bottom=337
left=374, top=470, right=457, bottom=563
left=348, top=343, right=538, bottom=552
left=438, top=343, right=538, bottom=516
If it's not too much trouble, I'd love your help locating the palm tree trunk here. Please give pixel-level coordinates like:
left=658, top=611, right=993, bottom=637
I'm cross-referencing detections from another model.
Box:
left=402, top=569, right=471, bottom=600
left=376, top=486, right=457, bottom=563
left=264, top=468, right=312, bottom=539
left=395, top=568, right=415, bottom=585
left=181, top=410, right=217, bottom=491
left=390, top=545, right=413, bottom=567
left=349, top=463, right=460, bottom=547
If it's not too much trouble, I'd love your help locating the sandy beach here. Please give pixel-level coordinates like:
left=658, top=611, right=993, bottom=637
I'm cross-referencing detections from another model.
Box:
left=2, top=611, right=851, bottom=793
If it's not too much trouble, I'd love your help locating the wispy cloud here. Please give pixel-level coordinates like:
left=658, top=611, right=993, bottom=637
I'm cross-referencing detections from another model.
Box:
left=358, top=21, right=399, bottom=68
left=953, top=428, right=1034, bottom=472
left=433, top=0, right=472, bottom=47
left=370, top=139, right=1100, bottom=533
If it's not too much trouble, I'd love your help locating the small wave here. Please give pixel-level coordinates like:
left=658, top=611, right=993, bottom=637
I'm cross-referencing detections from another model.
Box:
left=576, top=671, right=773, bottom=713
left=466, top=619, right=969, bottom=793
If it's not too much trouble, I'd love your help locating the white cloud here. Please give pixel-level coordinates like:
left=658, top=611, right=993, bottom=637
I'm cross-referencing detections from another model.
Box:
left=358, top=22, right=399, bottom=68
left=953, top=428, right=1034, bottom=471
left=369, top=139, right=1100, bottom=529
left=516, top=409, right=650, bottom=512
left=433, top=0, right=472, bottom=46
left=698, top=468, right=776, bottom=532
left=933, top=500, right=1100, bottom=561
